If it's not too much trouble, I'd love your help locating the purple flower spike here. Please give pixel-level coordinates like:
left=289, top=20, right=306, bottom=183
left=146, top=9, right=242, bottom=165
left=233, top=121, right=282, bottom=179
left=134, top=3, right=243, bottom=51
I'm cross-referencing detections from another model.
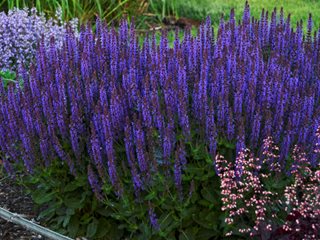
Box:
left=148, top=205, right=160, bottom=231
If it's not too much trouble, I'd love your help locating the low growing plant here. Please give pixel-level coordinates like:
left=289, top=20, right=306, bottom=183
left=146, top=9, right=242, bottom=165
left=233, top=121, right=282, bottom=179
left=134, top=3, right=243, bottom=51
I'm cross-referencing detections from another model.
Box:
left=217, top=136, right=320, bottom=239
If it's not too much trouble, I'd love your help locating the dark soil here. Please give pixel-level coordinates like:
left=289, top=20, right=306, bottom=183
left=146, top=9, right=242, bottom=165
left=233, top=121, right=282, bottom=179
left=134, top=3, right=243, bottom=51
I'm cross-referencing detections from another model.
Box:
left=0, top=174, right=45, bottom=240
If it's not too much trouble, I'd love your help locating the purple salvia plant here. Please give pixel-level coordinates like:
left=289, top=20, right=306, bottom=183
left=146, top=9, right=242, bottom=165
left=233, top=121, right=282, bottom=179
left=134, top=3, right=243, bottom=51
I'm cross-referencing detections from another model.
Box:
left=0, top=2, right=319, bottom=199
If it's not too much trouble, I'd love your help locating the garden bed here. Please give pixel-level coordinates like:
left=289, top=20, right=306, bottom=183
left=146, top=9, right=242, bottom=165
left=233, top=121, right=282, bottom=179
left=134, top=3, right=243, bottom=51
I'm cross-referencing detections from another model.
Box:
left=0, top=174, right=45, bottom=239
left=0, top=1, right=319, bottom=239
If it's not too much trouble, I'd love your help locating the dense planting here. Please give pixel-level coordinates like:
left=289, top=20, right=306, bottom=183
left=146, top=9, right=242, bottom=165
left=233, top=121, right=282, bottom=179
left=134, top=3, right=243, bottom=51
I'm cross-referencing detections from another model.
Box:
left=0, top=2, right=319, bottom=239
left=1, top=3, right=319, bottom=181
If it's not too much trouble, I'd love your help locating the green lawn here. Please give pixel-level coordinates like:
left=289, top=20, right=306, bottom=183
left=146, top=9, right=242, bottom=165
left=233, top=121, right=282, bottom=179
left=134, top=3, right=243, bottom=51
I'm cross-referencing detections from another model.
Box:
left=169, top=0, right=320, bottom=30
left=144, top=0, right=319, bottom=46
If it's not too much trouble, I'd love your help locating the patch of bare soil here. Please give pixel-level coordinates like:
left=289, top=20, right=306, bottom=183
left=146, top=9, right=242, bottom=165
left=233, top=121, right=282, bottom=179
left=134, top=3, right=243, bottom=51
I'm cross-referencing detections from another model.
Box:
left=0, top=174, right=45, bottom=240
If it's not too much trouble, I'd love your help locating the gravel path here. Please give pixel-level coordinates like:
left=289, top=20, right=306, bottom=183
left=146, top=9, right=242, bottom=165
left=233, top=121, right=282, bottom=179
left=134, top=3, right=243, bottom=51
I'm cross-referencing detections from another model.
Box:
left=0, top=174, right=45, bottom=240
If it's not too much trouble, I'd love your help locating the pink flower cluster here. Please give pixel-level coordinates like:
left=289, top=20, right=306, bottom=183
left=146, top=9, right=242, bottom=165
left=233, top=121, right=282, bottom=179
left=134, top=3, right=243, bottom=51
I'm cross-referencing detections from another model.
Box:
left=216, top=149, right=277, bottom=238
left=281, top=146, right=320, bottom=239
left=217, top=136, right=320, bottom=239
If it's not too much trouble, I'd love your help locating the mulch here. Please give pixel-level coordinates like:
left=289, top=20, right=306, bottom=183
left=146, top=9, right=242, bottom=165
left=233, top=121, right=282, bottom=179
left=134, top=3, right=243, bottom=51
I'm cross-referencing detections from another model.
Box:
left=0, top=174, right=46, bottom=240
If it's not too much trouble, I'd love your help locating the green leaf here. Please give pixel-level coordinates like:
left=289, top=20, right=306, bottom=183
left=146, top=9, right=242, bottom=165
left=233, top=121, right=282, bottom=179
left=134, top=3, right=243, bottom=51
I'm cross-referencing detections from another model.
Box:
left=66, top=208, right=75, bottom=216
left=63, top=215, right=71, bottom=228
left=38, top=203, right=59, bottom=219
left=64, top=182, right=80, bottom=192
left=95, top=218, right=110, bottom=238
left=201, top=187, right=216, bottom=203
left=190, top=192, right=199, bottom=204
left=68, top=215, right=80, bottom=237
left=181, top=218, right=194, bottom=229
left=75, top=175, right=88, bottom=187
left=180, top=206, right=197, bottom=219
left=205, top=211, right=219, bottom=222
left=198, top=199, right=211, bottom=207
left=108, top=222, right=124, bottom=240
left=137, top=224, right=151, bottom=240
left=92, top=197, right=98, bottom=211
left=184, top=164, right=205, bottom=176
left=192, top=212, right=214, bottom=229
left=86, top=218, right=98, bottom=238
left=179, top=229, right=196, bottom=240
left=196, top=229, right=217, bottom=240
left=56, top=215, right=65, bottom=226
left=144, top=191, right=156, bottom=201
left=97, top=207, right=113, bottom=217
left=64, top=195, right=83, bottom=209
left=80, top=213, right=93, bottom=225
left=218, top=138, right=235, bottom=149
left=159, top=212, right=174, bottom=230
left=32, top=190, right=55, bottom=205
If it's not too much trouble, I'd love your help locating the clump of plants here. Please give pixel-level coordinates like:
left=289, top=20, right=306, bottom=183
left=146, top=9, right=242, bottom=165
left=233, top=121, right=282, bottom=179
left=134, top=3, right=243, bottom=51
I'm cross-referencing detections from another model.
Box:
left=0, top=7, right=78, bottom=71
left=0, top=2, right=319, bottom=239
left=217, top=136, right=320, bottom=239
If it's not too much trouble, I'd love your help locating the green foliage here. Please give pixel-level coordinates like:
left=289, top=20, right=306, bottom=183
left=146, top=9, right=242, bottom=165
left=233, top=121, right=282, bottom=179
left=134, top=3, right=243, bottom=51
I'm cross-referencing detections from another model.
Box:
left=149, top=0, right=179, bottom=22
left=0, top=0, right=148, bottom=26
left=17, top=140, right=244, bottom=239
left=0, top=70, right=23, bottom=90
left=19, top=161, right=123, bottom=239
left=12, top=134, right=304, bottom=239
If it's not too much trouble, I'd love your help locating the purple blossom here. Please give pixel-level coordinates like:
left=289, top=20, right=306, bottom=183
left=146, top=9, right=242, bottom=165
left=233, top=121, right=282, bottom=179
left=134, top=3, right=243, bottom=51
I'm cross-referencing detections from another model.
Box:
left=174, top=154, right=182, bottom=194
left=87, top=165, right=104, bottom=202
left=124, top=118, right=143, bottom=193
left=148, top=205, right=160, bottom=231
left=133, top=117, right=149, bottom=175
left=90, top=124, right=105, bottom=180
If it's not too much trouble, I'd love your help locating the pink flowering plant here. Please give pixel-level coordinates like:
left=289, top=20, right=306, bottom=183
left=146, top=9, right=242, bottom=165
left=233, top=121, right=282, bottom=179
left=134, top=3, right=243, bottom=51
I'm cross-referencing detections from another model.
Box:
left=217, top=136, right=320, bottom=239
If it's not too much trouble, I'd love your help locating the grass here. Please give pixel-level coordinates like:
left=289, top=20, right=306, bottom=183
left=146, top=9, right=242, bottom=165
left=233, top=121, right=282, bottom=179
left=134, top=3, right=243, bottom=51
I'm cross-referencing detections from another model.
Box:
left=0, top=0, right=318, bottom=32
left=165, top=0, right=320, bottom=30
left=0, top=0, right=147, bottom=25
